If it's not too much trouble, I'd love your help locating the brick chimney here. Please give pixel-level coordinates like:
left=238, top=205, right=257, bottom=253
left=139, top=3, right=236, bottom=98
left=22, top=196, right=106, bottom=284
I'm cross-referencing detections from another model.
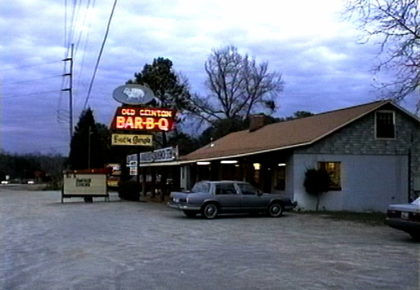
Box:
left=249, top=114, right=266, bottom=132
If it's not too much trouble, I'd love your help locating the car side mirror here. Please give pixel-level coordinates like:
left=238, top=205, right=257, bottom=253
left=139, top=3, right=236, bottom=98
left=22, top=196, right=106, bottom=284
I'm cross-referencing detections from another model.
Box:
left=257, top=191, right=263, bottom=196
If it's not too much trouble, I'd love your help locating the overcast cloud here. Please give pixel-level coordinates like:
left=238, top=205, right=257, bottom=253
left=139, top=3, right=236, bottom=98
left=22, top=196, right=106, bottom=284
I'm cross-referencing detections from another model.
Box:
left=0, top=0, right=418, bottom=155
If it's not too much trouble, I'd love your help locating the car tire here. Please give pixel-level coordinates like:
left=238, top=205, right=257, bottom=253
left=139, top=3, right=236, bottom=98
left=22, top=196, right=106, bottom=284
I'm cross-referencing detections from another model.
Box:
left=268, top=202, right=283, bottom=217
left=183, top=211, right=197, bottom=218
left=201, top=203, right=218, bottom=219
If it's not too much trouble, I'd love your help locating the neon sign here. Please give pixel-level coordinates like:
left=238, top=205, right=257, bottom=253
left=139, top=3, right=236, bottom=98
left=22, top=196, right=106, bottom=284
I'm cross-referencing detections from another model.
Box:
left=111, top=107, right=175, bottom=132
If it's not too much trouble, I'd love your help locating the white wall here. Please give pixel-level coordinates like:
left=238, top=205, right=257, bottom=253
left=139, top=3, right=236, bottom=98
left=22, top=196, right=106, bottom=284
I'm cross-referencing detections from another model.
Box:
left=180, top=166, right=190, bottom=191
left=292, top=154, right=408, bottom=212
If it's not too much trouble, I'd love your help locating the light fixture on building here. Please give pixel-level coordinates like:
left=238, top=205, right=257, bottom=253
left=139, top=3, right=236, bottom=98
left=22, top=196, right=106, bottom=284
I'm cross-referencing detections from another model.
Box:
left=278, top=163, right=286, bottom=167
left=220, top=160, right=238, bottom=164
left=197, top=161, right=210, bottom=165
left=253, top=163, right=261, bottom=170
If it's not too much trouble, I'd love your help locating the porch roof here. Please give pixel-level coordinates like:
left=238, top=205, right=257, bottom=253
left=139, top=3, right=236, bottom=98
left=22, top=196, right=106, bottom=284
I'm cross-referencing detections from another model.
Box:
left=180, top=100, right=397, bottom=163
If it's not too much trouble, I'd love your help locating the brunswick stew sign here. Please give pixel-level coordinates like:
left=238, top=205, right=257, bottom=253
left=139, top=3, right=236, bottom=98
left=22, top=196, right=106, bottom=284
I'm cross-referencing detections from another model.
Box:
left=111, top=133, right=153, bottom=146
left=111, top=107, right=176, bottom=132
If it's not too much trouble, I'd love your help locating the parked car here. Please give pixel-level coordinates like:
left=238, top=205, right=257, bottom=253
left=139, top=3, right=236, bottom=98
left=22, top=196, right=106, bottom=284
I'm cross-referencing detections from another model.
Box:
left=385, top=197, right=420, bottom=241
left=168, top=180, right=297, bottom=219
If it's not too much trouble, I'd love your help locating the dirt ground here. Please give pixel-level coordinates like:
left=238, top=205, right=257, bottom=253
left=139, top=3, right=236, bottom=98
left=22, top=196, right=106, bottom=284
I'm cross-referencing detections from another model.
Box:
left=0, top=187, right=419, bottom=290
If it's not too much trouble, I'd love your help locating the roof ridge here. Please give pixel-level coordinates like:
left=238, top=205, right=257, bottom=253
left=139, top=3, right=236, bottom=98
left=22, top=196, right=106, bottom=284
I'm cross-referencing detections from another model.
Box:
left=232, top=99, right=390, bottom=133
left=303, top=99, right=389, bottom=119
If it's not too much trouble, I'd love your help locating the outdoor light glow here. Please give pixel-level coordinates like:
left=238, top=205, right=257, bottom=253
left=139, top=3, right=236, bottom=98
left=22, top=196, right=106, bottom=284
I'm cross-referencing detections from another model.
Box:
left=197, top=161, right=210, bottom=165
left=253, top=163, right=261, bottom=170
left=220, top=160, right=238, bottom=164
left=278, top=163, right=286, bottom=167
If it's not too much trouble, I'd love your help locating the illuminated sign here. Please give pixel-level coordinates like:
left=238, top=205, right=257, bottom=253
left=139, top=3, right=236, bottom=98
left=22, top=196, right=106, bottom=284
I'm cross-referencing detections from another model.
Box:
left=113, top=84, right=155, bottom=105
left=111, top=134, right=153, bottom=146
left=111, top=107, right=176, bottom=132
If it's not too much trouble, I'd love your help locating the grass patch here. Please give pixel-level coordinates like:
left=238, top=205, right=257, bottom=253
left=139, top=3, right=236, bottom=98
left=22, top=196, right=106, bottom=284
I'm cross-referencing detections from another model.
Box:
left=296, top=210, right=386, bottom=226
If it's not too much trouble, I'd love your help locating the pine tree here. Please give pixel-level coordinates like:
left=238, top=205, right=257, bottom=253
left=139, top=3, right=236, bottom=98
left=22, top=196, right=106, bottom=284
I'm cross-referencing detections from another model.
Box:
left=68, top=108, right=108, bottom=170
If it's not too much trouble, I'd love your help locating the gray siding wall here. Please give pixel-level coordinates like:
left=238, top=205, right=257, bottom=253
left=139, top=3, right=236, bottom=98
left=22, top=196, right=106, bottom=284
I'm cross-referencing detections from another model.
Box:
left=295, top=110, right=420, bottom=201
left=292, top=154, right=408, bottom=212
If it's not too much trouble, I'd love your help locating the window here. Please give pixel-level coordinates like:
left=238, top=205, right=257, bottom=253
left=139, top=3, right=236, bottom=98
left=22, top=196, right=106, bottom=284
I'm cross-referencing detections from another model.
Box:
left=319, top=162, right=341, bottom=190
left=192, top=182, right=210, bottom=193
left=376, top=111, right=395, bottom=139
left=274, top=165, right=286, bottom=190
left=238, top=183, right=259, bottom=195
left=215, top=183, right=237, bottom=195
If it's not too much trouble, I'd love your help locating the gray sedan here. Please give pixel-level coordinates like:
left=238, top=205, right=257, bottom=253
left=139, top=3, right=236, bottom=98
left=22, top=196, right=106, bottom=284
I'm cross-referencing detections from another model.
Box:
left=168, top=180, right=297, bottom=219
left=385, top=197, right=420, bottom=241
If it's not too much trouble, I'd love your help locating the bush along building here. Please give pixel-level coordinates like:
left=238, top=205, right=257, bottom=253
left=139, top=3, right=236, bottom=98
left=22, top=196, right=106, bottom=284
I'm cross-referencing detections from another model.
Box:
left=141, top=100, right=420, bottom=212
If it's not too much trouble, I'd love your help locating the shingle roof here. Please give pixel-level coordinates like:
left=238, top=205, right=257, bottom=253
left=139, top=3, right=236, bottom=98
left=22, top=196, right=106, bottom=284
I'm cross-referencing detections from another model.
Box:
left=181, top=100, right=394, bottom=162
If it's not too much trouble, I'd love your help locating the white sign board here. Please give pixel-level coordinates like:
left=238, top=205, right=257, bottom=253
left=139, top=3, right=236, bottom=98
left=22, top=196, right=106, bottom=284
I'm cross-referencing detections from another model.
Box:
left=140, top=146, right=178, bottom=163
left=63, top=173, right=108, bottom=197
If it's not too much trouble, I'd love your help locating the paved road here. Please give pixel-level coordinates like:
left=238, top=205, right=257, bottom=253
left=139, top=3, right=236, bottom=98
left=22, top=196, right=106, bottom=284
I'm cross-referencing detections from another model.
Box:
left=0, top=188, right=419, bottom=290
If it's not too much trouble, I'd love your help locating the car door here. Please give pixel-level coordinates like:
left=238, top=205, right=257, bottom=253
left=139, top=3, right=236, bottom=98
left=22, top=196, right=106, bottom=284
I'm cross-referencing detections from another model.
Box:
left=237, top=183, right=268, bottom=210
left=213, top=183, right=241, bottom=212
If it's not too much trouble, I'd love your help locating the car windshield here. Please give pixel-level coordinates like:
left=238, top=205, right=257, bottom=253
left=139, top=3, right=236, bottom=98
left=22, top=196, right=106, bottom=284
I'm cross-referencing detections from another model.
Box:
left=191, top=182, right=210, bottom=193
left=412, top=197, right=420, bottom=205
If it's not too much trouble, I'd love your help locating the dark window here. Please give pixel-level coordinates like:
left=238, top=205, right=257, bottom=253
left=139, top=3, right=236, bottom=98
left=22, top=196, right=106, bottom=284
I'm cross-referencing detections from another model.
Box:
left=376, top=111, right=395, bottom=139
left=238, top=183, right=258, bottom=195
left=319, top=162, right=341, bottom=191
left=274, top=166, right=286, bottom=190
left=215, top=183, right=237, bottom=195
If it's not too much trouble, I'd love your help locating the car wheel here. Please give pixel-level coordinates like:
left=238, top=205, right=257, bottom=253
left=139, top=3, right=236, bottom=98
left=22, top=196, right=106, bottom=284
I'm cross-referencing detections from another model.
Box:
left=201, top=203, right=218, bottom=219
left=183, top=211, right=197, bottom=218
left=268, top=202, right=283, bottom=217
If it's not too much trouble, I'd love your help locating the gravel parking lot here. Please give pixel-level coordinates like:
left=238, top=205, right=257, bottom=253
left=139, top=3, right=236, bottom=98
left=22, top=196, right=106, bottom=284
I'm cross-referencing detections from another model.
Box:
left=0, top=187, right=419, bottom=290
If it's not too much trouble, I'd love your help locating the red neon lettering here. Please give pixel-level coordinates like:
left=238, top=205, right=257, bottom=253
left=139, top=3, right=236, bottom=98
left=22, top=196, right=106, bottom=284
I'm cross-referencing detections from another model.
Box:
left=114, top=115, right=173, bottom=131
left=121, top=108, right=135, bottom=115
left=158, top=118, right=169, bottom=131
left=135, top=117, right=143, bottom=129
left=116, top=116, right=126, bottom=128
left=145, top=117, right=154, bottom=129
left=125, top=117, right=134, bottom=129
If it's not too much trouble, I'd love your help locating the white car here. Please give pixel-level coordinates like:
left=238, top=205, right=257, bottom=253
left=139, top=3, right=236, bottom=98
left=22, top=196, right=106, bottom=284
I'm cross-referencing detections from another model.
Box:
left=385, top=197, right=420, bottom=241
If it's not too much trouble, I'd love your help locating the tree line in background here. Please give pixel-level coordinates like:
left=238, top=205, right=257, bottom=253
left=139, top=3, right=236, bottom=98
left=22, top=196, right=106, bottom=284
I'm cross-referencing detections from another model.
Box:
left=0, top=152, right=65, bottom=186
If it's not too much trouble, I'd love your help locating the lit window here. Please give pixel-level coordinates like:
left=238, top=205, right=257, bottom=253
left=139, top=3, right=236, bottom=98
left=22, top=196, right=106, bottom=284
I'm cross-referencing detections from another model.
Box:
left=319, top=162, right=341, bottom=190
left=376, top=111, right=395, bottom=139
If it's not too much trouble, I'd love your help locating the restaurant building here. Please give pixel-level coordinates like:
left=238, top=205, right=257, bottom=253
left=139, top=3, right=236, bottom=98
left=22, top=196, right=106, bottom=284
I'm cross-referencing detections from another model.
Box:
left=142, top=100, right=420, bottom=212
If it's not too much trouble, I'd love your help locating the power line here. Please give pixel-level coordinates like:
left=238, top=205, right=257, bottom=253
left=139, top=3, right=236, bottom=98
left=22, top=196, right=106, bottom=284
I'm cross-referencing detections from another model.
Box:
left=1, top=75, right=62, bottom=87
left=0, top=60, right=61, bottom=72
left=74, top=0, right=96, bottom=95
left=83, top=0, right=118, bottom=110
left=2, top=90, right=62, bottom=99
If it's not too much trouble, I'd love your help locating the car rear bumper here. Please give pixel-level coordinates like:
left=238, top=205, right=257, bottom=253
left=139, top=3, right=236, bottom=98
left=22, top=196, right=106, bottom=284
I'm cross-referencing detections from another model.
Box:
left=385, top=218, right=420, bottom=234
left=284, top=201, right=298, bottom=211
left=167, top=202, right=200, bottom=211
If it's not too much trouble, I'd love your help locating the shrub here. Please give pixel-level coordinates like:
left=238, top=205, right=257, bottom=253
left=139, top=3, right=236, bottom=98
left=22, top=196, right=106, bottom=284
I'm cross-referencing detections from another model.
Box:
left=303, top=168, right=330, bottom=211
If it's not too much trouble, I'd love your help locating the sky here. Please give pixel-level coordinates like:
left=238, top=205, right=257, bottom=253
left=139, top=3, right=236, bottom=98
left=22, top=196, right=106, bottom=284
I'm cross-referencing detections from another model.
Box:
left=0, top=0, right=418, bottom=155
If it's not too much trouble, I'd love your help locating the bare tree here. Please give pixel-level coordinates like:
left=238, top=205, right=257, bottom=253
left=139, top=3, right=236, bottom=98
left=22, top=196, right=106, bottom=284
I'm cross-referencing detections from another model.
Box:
left=191, top=46, right=284, bottom=123
left=346, top=0, right=419, bottom=111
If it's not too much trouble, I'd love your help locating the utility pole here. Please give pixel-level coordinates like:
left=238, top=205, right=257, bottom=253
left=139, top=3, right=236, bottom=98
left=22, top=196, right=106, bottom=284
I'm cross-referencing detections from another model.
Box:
left=62, top=43, right=74, bottom=139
